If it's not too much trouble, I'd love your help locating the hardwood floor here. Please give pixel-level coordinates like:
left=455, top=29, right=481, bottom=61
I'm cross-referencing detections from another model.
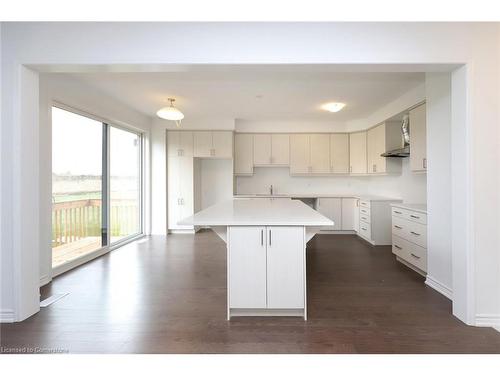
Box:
left=1, top=232, right=499, bottom=353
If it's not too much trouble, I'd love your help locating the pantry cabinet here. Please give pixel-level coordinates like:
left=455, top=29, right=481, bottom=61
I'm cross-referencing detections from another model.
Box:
left=367, top=121, right=402, bottom=174
left=194, top=131, right=233, bottom=158
left=167, top=131, right=193, bottom=157
left=330, top=133, right=350, bottom=174
left=228, top=226, right=304, bottom=309
left=409, top=103, right=427, bottom=172
left=349, top=131, right=367, bottom=174
left=234, top=133, right=253, bottom=175
left=167, top=156, right=194, bottom=231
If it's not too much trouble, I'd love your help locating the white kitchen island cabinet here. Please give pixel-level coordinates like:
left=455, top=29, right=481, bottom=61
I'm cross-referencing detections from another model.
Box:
left=179, top=198, right=333, bottom=320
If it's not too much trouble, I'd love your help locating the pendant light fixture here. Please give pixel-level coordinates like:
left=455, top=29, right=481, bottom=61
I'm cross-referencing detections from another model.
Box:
left=157, top=98, right=184, bottom=127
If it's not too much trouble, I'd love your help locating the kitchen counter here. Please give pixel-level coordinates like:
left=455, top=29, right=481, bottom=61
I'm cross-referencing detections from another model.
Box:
left=390, top=203, right=427, bottom=214
left=234, top=193, right=401, bottom=202
left=179, top=197, right=333, bottom=227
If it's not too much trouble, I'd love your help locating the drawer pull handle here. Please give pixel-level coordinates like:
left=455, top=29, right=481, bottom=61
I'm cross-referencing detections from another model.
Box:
left=361, top=227, right=367, bottom=231
left=410, top=231, right=421, bottom=236
left=410, top=215, right=420, bottom=219
left=410, top=253, right=421, bottom=260
left=394, top=245, right=403, bottom=250
left=394, top=225, right=402, bottom=229
left=394, top=211, right=402, bottom=214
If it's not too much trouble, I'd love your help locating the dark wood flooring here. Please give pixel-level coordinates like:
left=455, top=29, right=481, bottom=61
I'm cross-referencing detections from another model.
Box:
left=1, top=232, right=499, bottom=353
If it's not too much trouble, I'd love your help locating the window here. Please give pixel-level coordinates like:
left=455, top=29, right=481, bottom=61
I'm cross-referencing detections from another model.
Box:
left=51, top=106, right=143, bottom=271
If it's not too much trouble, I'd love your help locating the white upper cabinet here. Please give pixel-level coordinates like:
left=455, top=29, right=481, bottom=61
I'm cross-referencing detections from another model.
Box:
left=290, top=134, right=310, bottom=174
left=271, top=134, right=290, bottom=165
left=193, top=131, right=212, bottom=158
left=212, top=131, right=233, bottom=158
left=253, top=134, right=272, bottom=165
left=330, top=133, right=349, bottom=174
left=234, top=134, right=254, bottom=175
left=167, top=131, right=193, bottom=157
left=409, top=103, right=427, bottom=172
left=253, top=134, right=290, bottom=166
left=194, top=131, right=233, bottom=158
left=367, top=121, right=402, bottom=174
left=349, top=131, right=367, bottom=174
left=309, top=134, right=330, bottom=174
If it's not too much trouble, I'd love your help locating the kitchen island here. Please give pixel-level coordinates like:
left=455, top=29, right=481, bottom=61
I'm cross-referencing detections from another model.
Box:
left=179, top=198, right=333, bottom=320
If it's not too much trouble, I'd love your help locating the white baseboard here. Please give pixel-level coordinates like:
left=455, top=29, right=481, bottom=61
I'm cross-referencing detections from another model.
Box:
left=425, top=275, right=453, bottom=300
left=40, top=274, right=52, bottom=287
left=475, top=314, right=500, bottom=329
left=0, top=309, right=15, bottom=323
left=168, top=229, right=196, bottom=234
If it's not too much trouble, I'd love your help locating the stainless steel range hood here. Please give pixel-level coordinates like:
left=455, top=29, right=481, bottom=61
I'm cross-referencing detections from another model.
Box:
left=381, top=114, right=410, bottom=158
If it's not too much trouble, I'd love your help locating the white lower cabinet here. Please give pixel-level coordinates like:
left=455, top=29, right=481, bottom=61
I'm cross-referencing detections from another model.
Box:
left=228, top=226, right=267, bottom=308
left=316, top=198, right=342, bottom=230
left=391, top=204, right=428, bottom=274
left=357, top=198, right=402, bottom=245
left=341, top=198, right=357, bottom=230
left=228, top=226, right=305, bottom=317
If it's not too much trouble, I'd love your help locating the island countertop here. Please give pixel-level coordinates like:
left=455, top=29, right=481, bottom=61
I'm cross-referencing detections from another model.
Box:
left=178, top=198, right=334, bottom=227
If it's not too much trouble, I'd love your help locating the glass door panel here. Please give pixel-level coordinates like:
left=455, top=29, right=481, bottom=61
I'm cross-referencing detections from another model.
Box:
left=51, top=107, right=106, bottom=268
left=109, top=126, right=141, bottom=243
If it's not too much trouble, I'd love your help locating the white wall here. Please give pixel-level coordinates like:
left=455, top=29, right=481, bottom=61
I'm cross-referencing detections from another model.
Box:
left=2, top=23, right=499, bottom=326
left=425, top=73, right=453, bottom=298
left=198, top=159, right=234, bottom=209
left=37, top=74, right=152, bottom=288
left=236, top=158, right=426, bottom=203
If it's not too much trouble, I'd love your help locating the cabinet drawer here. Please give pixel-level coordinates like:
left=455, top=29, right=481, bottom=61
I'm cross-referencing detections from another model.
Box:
left=359, top=200, right=370, bottom=209
left=358, top=221, right=371, bottom=240
left=359, top=206, right=371, bottom=216
left=359, top=213, right=371, bottom=224
left=391, top=207, right=427, bottom=225
left=392, top=216, right=427, bottom=248
left=392, top=235, right=427, bottom=272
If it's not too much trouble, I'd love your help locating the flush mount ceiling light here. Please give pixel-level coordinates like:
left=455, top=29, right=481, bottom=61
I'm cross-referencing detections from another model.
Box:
left=321, top=102, right=346, bottom=113
left=157, top=98, right=184, bottom=127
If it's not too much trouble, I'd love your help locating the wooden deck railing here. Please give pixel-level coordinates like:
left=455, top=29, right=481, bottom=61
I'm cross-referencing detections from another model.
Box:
left=52, top=198, right=138, bottom=247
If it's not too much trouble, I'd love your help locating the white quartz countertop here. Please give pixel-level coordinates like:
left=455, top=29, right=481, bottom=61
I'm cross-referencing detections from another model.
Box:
left=390, top=203, right=427, bottom=214
left=234, top=194, right=401, bottom=202
left=179, top=198, right=334, bottom=226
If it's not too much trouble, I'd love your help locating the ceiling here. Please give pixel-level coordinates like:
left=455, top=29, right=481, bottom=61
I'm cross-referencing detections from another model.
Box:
left=64, top=67, right=425, bottom=122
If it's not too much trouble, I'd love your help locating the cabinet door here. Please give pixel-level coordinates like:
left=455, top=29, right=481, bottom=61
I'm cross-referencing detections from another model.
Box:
left=316, top=198, right=341, bottom=230
left=367, top=126, right=378, bottom=174
left=178, top=156, right=194, bottom=223
left=212, top=131, right=233, bottom=158
left=266, top=226, right=304, bottom=309
left=194, top=131, right=212, bottom=158
left=410, top=104, right=427, bottom=172
left=330, top=133, right=349, bottom=173
left=290, top=134, right=310, bottom=174
left=167, top=156, right=181, bottom=230
left=234, top=134, right=254, bottom=175
left=167, top=131, right=181, bottom=157
left=271, top=134, right=290, bottom=165
left=253, top=134, right=272, bottom=165
left=310, top=134, right=330, bottom=174
left=341, top=198, right=357, bottom=230
left=349, top=132, right=367, bottom=174
left=229, top=226, right=267, bottom=308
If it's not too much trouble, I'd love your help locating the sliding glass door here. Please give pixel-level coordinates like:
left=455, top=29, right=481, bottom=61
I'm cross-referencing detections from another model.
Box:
left=109, top=126, right=142, bottom=244
left=52, top=106, right=143, bottom=271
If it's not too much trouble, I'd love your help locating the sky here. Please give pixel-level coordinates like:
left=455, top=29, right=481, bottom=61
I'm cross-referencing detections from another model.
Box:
left=52, top=107, right=140, bottom=177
